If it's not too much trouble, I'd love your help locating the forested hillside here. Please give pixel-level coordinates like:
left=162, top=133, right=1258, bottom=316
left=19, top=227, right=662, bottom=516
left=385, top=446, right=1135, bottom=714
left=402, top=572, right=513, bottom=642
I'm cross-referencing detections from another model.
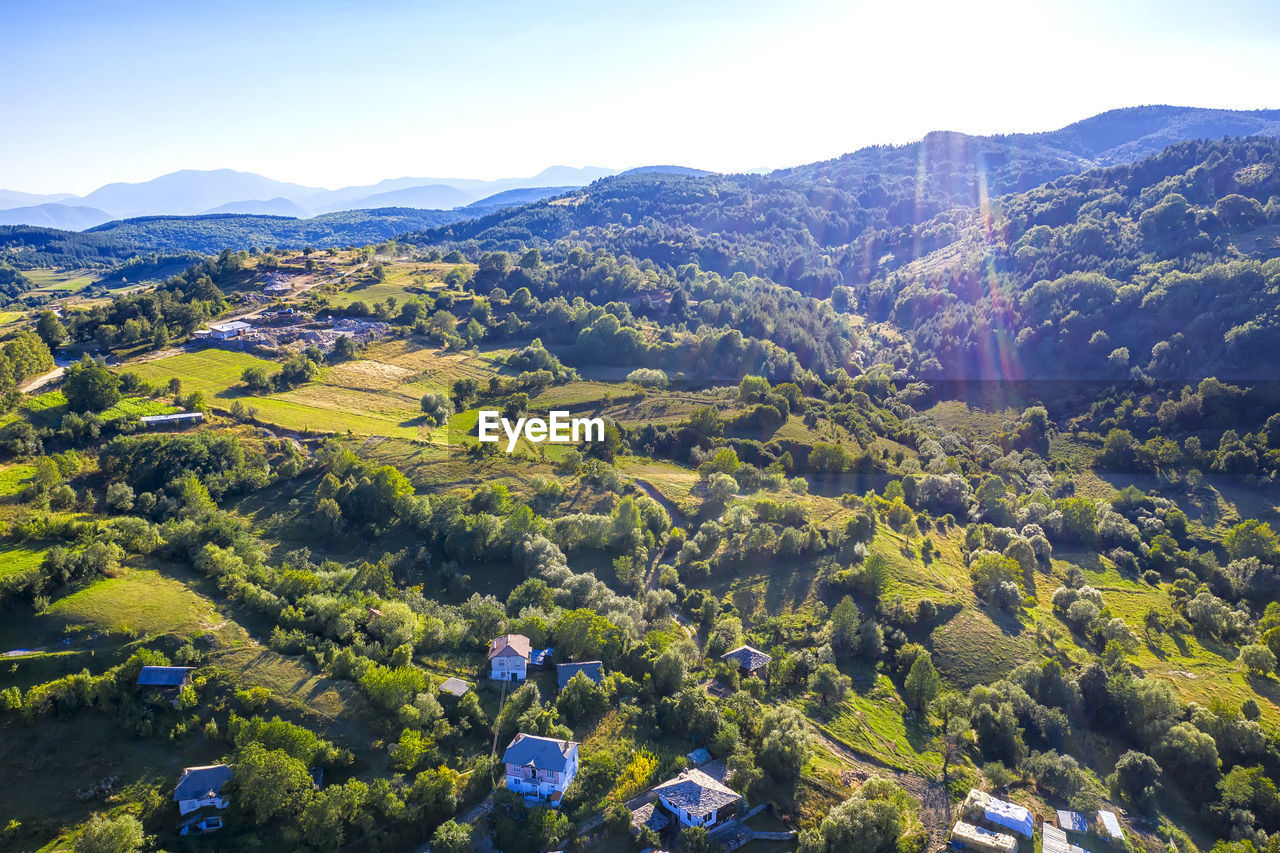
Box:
left=2, top=112, right=1280, bottom=853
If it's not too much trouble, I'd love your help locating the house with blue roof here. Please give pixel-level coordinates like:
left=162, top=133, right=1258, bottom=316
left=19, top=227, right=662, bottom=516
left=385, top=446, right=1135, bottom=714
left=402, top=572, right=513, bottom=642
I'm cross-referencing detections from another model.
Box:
left=502, top=733, right=579, bottom=805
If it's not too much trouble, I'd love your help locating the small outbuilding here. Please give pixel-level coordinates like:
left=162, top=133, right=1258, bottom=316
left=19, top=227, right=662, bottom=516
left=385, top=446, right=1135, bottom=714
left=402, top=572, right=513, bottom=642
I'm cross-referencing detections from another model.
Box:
left=949, top=820, right=1017, bottom=853
left=137, top=666, right=193, bottom=689
left=438, top=677, right=471, bottom=697
left=1056, top=810, right=1088, bottom=832
left=556, top=661, right=604, bottom=690
left=720, top=645, right=771, bottom=680
left=961, top=789, right=1034, bottom=839
left=1098, top=810, right=1124, bottom=841
left=140, top=412, right=204, bottom=428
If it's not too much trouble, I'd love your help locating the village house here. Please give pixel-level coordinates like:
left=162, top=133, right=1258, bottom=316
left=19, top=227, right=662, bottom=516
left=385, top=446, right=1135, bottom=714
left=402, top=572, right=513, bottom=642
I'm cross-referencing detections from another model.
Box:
left=488, top=633, right=531, bottom=681
left=556, top=661, right=603, bottom=691
left=174, top=764, right=234, bottom=816
left=502, top=733, right=579, bottom=805
left=653, top=767, right=742, bottom=829
left=721, top=645, right=772, bottom=681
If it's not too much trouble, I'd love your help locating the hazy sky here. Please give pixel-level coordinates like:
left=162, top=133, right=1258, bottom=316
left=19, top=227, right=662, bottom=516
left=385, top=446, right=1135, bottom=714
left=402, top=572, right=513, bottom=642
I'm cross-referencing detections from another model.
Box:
left=4, top=0, right=1279, bottom=194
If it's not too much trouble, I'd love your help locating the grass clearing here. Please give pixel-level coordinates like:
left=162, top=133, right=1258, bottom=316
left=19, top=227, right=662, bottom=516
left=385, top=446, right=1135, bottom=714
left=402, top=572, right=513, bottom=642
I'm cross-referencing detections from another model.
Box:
left=47, top=567, right=221, bottom=640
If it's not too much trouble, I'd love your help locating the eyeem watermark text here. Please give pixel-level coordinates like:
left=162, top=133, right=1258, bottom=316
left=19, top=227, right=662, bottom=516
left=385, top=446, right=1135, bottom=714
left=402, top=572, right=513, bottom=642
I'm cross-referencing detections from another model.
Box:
left=477, top=410, right=605, bottom=452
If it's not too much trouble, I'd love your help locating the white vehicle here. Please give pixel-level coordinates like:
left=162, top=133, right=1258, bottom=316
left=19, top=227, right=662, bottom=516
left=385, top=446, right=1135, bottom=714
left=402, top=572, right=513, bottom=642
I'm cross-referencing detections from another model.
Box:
left=180, top=816, right=224, bottom=836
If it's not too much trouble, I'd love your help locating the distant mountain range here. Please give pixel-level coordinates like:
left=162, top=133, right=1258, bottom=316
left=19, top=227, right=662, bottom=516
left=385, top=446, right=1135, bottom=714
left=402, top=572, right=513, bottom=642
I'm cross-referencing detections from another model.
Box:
left=3, top=105, right=1278, bottom=269
left=0, top=166, right=621, bottom=231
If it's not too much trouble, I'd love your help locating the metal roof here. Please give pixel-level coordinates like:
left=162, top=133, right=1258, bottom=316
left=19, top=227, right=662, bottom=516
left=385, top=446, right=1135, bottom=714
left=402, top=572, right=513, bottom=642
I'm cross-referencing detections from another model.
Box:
left=557, top=661, right=604, bottom=689
left=502, top=733, right=578, bottom=773
left=140, top=412, right=203, bottom=425
left=1098, top=810, right=1123, bottom=839
left=1056, top=810, right=1088, bottom=832
left=174, top=765, right=233, bottom=801
left=137, top=666, right=193, bottom=686
left=209, top=321, right=251, bottom=332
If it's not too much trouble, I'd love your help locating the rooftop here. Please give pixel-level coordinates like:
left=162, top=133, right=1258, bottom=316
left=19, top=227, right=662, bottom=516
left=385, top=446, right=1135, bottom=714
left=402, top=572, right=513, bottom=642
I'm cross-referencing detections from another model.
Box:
left=653, top=768, right=741, bottom=819
left=721, top=645, right=772, bottom=671
left=557, top=661, right=604, bottom=689
left=503, top=733, right=578, bottom=773
left=631, top=802, right=670, bottom=833
left=209, top=321, right=251, bottom=333
left=174, top=764, right=233, bottom=802
left=439, top=677, right=471, bottom=697
left=137, top=666, right=193, bottom=687
left=1098, top=810, right=1123, bottom=840
left=489, top=633, right=532, bottom=660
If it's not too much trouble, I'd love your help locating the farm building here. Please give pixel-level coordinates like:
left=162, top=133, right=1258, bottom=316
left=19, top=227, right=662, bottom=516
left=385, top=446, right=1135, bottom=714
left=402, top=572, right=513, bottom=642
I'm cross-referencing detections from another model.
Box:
left=139, top=412, right=203, bottom=428
left=1043, top=824, right=1092, bottom=853
left=488, top=633, right=531, bottom=681
left=502, top=733, right=579, bottom=805
left=721, top=645, right=771, bottom=680
left=949, top=820, right=1017, bottom=853
left=556, top=661, right=604, bottom=690
left=1057, top=810, right=1088, bottom=832
left=137, top=666, right=193, bottom=689
left=208, top=321, right=251, bottom=340
left=174, top=764, right=233, bottom=816
left=652, top=768, right=742, bottom=829
left=961, top=789, right=1034, bottom=839
left=1098, top=810, right=1124, bottom=841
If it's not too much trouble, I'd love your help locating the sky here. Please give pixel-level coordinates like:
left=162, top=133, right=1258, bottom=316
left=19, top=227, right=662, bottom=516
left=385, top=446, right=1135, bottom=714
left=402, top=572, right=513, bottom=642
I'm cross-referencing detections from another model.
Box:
left=3, top=0, right=1279, bottom=195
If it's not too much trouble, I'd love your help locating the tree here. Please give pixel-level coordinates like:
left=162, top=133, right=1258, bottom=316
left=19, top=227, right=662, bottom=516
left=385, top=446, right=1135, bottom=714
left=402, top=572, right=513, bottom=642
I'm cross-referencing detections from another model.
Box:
left=902, top=653, right=940, bottom=712
left=1113, top=750, right=1161, bottom=803
left=1224, top=520, right=1279, bottom=563
left=420, top=391, right=453, bottom=427
left=431, top=819, right=473, bottom=853
left=758, top=705, right=811, bottom=782
left=64, top=356, right=120, bottom=413
left=74, top=813, right=145, bottom=853
left=1158, top=721, right=1221, bottom=799
left=35, top=311, right=67, bottom=349
left=829, top=595, right=861, bottom=655
left=557, top=671, right=607, bottom=723
left=1240, top=644, right=1277, bottom=677
left=679, top=826, right=726, bottom=853
left=799, top=776, right=919, bottom=853
left=705, top=472, right=738, bottom=507
left=808, top=663, right=851, bottom=705
left=242, top=366, right=273, bottom=392
left=233, top=742, right=316, bottom=824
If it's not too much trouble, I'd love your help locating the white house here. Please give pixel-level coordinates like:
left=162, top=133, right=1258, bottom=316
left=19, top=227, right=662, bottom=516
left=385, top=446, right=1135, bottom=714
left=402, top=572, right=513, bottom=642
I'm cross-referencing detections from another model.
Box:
left=174, top=764, right=234, bottom=816
left=653, top=768, right=742, bottom=829
left=209, top=321, right=251, bottom=340
left=488, top=633, right=531, bottom=681
left=502, top=733, right=579, bottom=806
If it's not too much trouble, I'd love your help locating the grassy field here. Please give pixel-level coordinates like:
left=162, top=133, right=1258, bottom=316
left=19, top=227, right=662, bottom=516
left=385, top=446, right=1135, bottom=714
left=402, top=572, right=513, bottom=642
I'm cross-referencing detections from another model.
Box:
left=1029, top=551, right=1280, bottom=724
left=47, top=567, right=222, bottom=640
left=0, top=542, right=46, bottom=582
left=0, top=462, right=36, bottom=498
left=816, top=672, right=942, bottom=777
